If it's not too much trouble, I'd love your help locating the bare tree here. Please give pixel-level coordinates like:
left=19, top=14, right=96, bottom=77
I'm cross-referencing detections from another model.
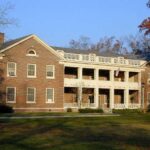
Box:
left=126, top=34, right=150, bottom=55
left=0, top=1, right=17, bottom=103
left=69, top=36, right=129, bottom=54
left=69, top=36, right=91, bottom=50
left=0, top=1, right=16, bottom=29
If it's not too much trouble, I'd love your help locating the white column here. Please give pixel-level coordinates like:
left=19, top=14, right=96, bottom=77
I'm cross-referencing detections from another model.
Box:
left=94, top=88, right=99, bottom=108
left=138, top=72, right=141, bottom=83
left=94, top=68, right=99, bottom=108
left=78, top=67, right=83, bottom=108
left=125, top=71, right=129, bottom=82
left=110, top=88, right=114, bottom=109
left=110, top=70, right=114, bottom=81
left=124, top=88, right=129, bottom=108
left=94, top=69, right=99, bottom=80
left=78, top=67, right=82, bottom=79
left=110, top=70, right=114, bottom=109
left=138, top=72, right=142, bottom=108
left=78, top=87, right=82, bottom=108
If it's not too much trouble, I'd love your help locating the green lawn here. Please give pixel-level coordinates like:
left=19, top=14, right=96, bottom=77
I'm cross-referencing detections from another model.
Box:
left=0, top=113, right=150, bottom=150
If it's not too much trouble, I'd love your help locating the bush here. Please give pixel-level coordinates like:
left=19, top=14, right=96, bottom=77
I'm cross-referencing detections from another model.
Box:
left=147, top=104, right=150, bottom=112
left=0, top=104, right=14, bottom=113
left=112, top=109, right=142, bottom=114
left=79, top=108, right=103, bottom=113
left=66, top=108, right=72, bottom=112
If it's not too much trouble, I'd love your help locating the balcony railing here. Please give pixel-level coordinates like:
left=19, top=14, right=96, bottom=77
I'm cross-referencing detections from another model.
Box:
left=128, top=103, right=141, bottom=109
left=58, top=51, right=144, bottom=67
left=64, top=103, right=96, bottom=108
left=64, top=103, right=78, bottom=108
left=114, top=104, right=126, bottom=109
left=114, top=103, right=141, bottom=109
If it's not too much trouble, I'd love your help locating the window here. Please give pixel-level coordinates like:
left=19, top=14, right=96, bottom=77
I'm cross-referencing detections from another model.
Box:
left=82, top=55, right=89, bottom=61
left=7, top=62, right=16, bottom=77
left=89, top=95, right=94, bottom=103
left=27, top=64, right=36, bottom=78
left=26, top=49, right=37, bottom=56
left=6, top=87, right=16, bottom=103
left=46, top=65, right=55, bottom=78
left=27, top=87, right=36, bottom=103
left=46, top=88, right=54, bottom=103
left=147, top=79, right=150, bottom=85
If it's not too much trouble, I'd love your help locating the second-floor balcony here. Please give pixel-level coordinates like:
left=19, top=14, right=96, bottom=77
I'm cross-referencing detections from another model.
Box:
left=64, top=66, right=140, bottom=85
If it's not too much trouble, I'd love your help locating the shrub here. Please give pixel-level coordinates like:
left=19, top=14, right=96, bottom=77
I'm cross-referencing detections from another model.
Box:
left=147, top=104, right=150, bottom=112
left=66, top=108, right=72, bottom=112
left=112, top=109, right=142, bottom=114
left=79, top=108, right=103, bottom=113
left=0, top=104, right=14, bottom=113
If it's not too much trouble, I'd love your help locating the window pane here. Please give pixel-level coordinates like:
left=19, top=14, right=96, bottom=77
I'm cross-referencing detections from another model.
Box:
left=46, top=65, right=54, bottom=77
left=8, top=63, right=16, bottom=76
left=28, top=64, right=35, bottom=76
left=46, top=88, right=53, bottom=102
left=28, top=50, right=36, bottom=55
left=27, top=88, right=35, bottom=102
left=7, top=88, right=15, bottom=101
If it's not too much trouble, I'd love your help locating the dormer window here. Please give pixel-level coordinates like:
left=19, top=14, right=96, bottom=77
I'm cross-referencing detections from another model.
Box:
left=26, top=49, right=37, bottom=56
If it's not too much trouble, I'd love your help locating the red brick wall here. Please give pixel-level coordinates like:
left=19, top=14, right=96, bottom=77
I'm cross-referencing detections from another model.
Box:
left=0, top=37, right=64, bottom=112
left=141, top=64, right=150, bottom=108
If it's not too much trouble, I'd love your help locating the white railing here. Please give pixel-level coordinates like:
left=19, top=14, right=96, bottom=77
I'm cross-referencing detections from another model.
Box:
left=64, top=103, right=96, bottom=108
left=59, top=52, right=144, bottom=67
left=81, top=103, right=96, bottom=108
left=64, top=103, right=78, bottom=108
left=128, top=103, right=141, bottom=109
left=114, top=104, right=126, bottom=109
left=114, top=103, right=141, bottom=109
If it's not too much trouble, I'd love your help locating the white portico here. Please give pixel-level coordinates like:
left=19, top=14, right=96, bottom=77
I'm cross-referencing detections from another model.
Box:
left=57, top=49, right=146, bottom=110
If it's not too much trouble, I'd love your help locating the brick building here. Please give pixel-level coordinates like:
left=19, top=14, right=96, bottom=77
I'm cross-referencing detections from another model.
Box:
left=141, top=62, right=150, bottom=108
left=0, top=33, right=148, bottom=112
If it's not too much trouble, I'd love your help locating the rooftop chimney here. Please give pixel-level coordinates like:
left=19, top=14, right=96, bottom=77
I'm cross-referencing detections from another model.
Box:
left=0, top=33, right=4, bottom=45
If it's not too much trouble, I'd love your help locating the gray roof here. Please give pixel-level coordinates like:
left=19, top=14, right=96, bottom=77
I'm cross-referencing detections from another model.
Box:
left=52, top=46, right=148, bottom=60
left=51, top=46, right=125, bottom=58
left=0, top=34, right=32, bottom=50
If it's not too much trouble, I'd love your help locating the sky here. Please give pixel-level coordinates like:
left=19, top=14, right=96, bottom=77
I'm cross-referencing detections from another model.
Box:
left=1, top=0, right=150, bottom=47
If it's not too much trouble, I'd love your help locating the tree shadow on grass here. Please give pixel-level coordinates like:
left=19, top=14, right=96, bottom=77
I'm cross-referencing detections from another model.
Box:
left=0, top=118, right=150, bottom=150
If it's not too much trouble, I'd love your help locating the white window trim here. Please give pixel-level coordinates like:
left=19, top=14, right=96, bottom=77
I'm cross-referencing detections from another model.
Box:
left=7, top=62, right=17, bottom=77
left=26, top=54, right=39, bottom=57
left=6, top=87, right=16, bottom=103
left=27, top=64, right=36, bottom=78
left=46, top=65, right=55, bottom=79
left=46, top=88, right=54, bottom=103
left=26, top=87, right=36, bottom=103
left=26, top=49, right=38, bottom=57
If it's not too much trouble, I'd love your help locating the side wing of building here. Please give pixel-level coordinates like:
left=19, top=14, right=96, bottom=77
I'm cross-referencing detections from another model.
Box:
left=0, top=35, right=64, bottom=112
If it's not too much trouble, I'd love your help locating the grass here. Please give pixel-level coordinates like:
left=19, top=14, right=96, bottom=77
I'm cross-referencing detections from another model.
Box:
left=0, top=113, right=150, bottom=150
